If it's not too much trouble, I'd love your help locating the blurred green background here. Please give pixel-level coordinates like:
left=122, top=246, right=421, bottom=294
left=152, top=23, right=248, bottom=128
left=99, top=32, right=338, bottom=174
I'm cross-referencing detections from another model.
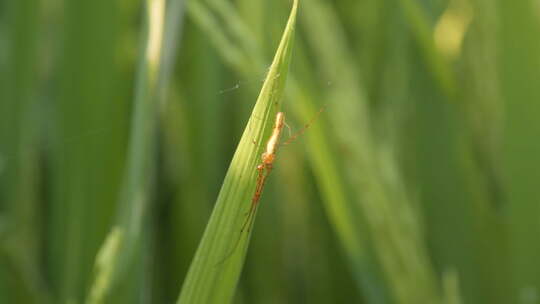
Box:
left=1, top=0, right=539, bottom=303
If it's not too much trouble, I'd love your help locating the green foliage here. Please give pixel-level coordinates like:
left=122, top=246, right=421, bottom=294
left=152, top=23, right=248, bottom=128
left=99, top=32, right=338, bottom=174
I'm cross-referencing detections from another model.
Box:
left=177, top=1, right=297, bottom=302
left=1, top=0, right=539, bottom=303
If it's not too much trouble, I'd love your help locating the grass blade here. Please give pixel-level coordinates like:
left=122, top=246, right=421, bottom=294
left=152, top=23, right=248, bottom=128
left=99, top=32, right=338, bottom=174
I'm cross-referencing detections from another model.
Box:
left=86, top=0, right=171, bottom=302
left=0, top=0, right=49, bottom=302
left=185, top=1, right=382, bottom=300
left=300, top=0, right=442, bottom=302
left=48, top=0, right=126, bottom=302
left=499, top=0, right=540, bottom=301
left=177, top=1, right=298, bottom=303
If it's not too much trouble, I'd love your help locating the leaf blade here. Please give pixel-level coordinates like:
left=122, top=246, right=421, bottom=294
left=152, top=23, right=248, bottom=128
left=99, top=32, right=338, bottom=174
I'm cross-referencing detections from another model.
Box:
left=177, top=1, right=298, bottom=303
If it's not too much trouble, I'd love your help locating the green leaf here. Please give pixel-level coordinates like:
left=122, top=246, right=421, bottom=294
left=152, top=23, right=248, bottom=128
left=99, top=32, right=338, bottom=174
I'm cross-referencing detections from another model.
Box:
left=185, top=0, right=381, bottom=300
left=176, top=1, right=298, bottom=303
left=86, top=0, right=179, bottom=302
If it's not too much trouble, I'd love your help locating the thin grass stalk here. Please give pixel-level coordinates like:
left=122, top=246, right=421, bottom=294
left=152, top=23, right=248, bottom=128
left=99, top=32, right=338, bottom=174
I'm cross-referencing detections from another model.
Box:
left=300, top=0, right=442, bottom=302
left=86, top=0, right=170, bottom=302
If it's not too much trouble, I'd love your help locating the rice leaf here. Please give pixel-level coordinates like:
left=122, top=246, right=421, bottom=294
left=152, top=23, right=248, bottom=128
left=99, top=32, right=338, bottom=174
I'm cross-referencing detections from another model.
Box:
left=177, top=1, right=298, bottom=303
